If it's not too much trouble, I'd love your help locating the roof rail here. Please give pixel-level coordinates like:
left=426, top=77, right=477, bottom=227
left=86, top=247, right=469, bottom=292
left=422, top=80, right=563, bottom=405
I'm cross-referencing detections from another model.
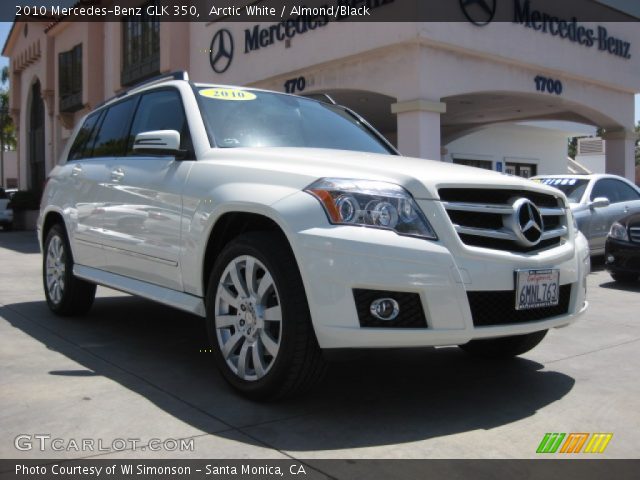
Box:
left=95, top=71, right=190, bottom=109
left=127, top=70, right=190, bottom=93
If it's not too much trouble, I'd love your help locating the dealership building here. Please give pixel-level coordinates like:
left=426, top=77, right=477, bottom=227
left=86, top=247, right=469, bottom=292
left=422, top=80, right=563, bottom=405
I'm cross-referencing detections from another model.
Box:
left=2, top=0, right=639, bottom=191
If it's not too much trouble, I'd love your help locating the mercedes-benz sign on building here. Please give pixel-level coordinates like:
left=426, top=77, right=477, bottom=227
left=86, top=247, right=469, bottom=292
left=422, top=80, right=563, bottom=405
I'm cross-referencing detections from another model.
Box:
left=2, top=0, right=639, bottom=191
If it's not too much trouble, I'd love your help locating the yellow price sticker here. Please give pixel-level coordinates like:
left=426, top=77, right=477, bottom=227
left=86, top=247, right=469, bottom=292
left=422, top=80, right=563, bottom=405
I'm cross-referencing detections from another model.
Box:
left=199, top=88, right=257, bottom=101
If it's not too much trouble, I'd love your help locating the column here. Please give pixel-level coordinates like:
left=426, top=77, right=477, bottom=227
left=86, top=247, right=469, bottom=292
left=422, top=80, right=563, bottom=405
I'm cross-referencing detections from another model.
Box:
left=603, top=129, right=637, bottom=181
left=391, top=99, right=446, bottom=160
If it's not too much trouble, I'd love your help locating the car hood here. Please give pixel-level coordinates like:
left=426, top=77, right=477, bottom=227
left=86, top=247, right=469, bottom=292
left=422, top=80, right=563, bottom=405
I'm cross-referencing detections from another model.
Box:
left=199, top=147, right=565, bottom=201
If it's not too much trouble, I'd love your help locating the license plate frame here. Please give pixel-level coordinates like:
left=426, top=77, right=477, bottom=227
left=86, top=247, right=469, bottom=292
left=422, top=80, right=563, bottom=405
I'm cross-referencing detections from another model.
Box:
left=515, top=269, right=560, bottom=311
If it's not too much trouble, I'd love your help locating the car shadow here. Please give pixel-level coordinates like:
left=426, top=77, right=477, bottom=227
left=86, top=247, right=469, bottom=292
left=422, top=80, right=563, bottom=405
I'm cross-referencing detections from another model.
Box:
left=1, top=296, right=575, bottom=452
left=599, top=280, right=640, bottom=293
left=0, top=230, right=40, bottom=254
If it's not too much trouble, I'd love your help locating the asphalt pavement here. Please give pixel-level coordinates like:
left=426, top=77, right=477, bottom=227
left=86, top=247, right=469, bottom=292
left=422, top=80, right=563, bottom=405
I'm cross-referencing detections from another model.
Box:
left=1, top=230, right=639, bottom=460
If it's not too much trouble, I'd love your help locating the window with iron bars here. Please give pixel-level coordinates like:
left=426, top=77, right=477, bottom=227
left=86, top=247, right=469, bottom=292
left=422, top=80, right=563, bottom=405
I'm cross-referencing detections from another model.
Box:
left=121, top=1, right=160, bottom=86
left=59, top=44, right=83, bottom=113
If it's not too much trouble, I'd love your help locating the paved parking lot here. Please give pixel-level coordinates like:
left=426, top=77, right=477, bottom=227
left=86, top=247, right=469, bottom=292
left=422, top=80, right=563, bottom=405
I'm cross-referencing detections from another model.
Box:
left=1, top=230, right=639, bottom=460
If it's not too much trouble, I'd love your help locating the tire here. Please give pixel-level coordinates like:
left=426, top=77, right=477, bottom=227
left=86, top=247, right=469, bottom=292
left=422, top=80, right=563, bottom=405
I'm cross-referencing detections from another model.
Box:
left=610, top=272, right=638, bottom=283
left=459, top=330, right=548, bottom=359
left=205, top=232, right=326, bottom=400
left=43, top=224, right=96, bottom=316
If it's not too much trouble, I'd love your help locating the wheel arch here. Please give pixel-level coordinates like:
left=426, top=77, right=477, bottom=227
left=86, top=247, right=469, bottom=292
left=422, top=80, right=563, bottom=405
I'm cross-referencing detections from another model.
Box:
left=41, top=209, right=66, bottom=248
left=201, top=211, right=297, bottom=297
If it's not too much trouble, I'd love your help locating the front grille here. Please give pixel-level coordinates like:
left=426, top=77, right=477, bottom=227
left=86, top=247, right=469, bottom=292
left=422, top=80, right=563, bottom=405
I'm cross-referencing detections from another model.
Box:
left=438, top=188, right=568, bottom=253
left=353, top=289, right=427, bottom=328
left=630, top=225, right=640, bottom=243
left=467, top=284, right=572, bottom=327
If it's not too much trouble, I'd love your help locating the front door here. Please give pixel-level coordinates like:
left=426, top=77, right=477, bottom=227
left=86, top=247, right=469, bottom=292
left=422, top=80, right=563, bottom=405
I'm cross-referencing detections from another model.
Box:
left=102, top=88, right=194, bottom=291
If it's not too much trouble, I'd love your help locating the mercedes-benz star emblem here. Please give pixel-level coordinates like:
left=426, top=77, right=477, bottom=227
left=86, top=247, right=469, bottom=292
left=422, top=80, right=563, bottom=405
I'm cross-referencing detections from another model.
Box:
left=460, top=0, right=497, bottom=26
left=210, top=29, right=234, bottom=74
left=507, top=198, right=544, bottom=247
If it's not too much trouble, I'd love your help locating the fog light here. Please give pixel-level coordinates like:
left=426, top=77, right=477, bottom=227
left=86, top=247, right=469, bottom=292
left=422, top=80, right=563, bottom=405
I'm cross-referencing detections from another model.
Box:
left=606, top=254, right=615, bottom=264
left=370, top=298, right=400, bottom=321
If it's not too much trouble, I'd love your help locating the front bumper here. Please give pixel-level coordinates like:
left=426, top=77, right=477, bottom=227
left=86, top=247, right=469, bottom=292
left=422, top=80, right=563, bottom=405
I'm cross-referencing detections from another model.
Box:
left=276, top=193, right=590, bottom=350
left=605, top=237, right=640, bottom=275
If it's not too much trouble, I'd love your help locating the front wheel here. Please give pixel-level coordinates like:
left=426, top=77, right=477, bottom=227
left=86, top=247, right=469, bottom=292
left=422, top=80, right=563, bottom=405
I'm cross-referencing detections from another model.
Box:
left=205, top=232, right=326, bottom=400
left=43, top=224, right=96, bottom=316
left=459, top=330, right=548, bottom=358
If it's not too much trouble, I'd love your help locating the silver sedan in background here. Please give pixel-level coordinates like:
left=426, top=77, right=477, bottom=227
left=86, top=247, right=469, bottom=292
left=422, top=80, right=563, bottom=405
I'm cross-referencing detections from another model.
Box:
left=532, top=174, right=640, bottom=256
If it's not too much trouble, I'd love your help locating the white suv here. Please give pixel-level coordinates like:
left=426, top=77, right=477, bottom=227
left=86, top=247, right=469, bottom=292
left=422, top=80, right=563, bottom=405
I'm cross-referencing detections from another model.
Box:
left=39, top=72, right=589, bottom=399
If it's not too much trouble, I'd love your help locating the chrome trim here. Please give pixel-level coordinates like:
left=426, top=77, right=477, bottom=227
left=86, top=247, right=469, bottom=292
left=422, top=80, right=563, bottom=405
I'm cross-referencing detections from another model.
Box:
left=540, top=226, right=568, bottom=240
left=454, top=225, right=517, bottom=240
left=442, top=202, right=564, bottom=216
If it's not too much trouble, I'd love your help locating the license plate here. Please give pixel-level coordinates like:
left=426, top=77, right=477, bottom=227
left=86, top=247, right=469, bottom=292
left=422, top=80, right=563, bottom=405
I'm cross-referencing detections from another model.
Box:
left=515, top=269, right=560, bottom=310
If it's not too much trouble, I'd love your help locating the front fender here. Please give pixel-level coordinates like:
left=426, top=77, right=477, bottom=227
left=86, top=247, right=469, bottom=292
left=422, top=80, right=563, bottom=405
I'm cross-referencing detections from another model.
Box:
left=180, top=183, right=302, bottom=297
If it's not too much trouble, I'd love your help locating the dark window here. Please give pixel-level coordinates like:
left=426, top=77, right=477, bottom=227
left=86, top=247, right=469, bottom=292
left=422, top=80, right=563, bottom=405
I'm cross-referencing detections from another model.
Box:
left=589, top=178, right=639, bottom=204
left=68, top=111, right=102, bottom=161
left=127, top=89, right=192, bottom=155
left=615, top=181, right=640, bottom=202
left=505, top=162, right=537, bottom=178
left=59, top=44, right=83, bottom=113
left=121, top=2, right=160, bottom=86
left=91, top=98, right=137, bottom=158
left=453, top=159, right=493, bottom=170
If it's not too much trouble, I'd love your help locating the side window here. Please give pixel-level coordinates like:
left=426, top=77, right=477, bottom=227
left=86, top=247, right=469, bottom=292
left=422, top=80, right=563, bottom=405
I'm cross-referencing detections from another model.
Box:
left=91, top=97, right=137, bottom=158
left=590, top=179, right=620, bottom=203
left=127, top=89, right=192, bottom=155
left=68, top=112, right=101, bottom=161
left=614, top=181, right=640, bottom=202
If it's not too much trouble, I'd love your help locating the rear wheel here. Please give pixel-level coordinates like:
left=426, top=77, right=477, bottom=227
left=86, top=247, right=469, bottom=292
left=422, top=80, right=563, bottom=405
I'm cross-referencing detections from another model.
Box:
left=459, top=330, right=548, bottom=358
left=205, top=232, right=326, bottom=400
left=43, top=224, right=96, bottom=316
left=610, top=272, right=638, bottom=283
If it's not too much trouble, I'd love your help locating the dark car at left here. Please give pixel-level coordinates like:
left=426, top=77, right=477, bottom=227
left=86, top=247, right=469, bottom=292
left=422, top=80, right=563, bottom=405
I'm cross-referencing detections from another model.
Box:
left=605, top=212, right=640, bottom=283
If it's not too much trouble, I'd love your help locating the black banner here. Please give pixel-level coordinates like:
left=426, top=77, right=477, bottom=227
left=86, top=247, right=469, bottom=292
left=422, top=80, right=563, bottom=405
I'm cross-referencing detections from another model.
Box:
left=2, top=0, right=639, bottom=23
left=1, top=460, right=640, bottom=480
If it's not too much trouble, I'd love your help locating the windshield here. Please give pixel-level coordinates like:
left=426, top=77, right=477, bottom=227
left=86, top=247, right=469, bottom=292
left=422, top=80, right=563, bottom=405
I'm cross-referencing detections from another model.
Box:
left=535, top=178, right=589, bottom=203
left=195, top=87, right=393, bottom=154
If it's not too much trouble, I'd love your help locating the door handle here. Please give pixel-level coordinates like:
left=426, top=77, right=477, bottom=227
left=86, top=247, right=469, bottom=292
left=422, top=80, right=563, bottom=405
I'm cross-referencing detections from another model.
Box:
left=71, top=165, right=83, bottom=177
left=110, top=168, right=125, bottom=182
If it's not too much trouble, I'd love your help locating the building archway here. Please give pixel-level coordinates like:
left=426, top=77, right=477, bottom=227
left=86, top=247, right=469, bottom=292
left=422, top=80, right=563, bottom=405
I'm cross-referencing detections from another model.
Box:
left=28, top=79, right=46, bottom=191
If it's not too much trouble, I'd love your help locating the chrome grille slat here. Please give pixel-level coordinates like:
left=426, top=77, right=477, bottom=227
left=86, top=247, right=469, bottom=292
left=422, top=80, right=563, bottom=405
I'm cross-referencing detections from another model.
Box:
left=630, top=226, right=640, bottom=243
left=540, top=226, right=568, bottom=240
left=443, top=202, right=565, bottom=217
left=454, top=225, right=517, bottom=240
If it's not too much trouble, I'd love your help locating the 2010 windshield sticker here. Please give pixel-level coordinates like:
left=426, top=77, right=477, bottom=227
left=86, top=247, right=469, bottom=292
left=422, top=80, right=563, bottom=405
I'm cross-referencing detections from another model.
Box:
left=199, top=88, right=256, bottom=101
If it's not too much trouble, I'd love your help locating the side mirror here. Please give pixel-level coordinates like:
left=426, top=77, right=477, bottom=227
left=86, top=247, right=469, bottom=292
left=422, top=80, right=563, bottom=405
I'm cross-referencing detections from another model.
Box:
left=133, top=130, right=186, bottom=158
left=589, top=197, right=610, bottom=209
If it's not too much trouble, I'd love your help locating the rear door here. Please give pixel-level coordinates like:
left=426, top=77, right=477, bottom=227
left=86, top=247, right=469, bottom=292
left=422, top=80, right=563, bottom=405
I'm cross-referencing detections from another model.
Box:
left=77, top=97, right=139, bottom=259
left=63, top=110, right=111, bottom=269
left=101, top=88, right=194, bottom=291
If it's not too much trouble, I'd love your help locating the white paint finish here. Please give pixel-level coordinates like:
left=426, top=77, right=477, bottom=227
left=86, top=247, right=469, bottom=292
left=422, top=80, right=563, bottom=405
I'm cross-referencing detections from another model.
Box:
left=41, top=78, right=592, bottom=350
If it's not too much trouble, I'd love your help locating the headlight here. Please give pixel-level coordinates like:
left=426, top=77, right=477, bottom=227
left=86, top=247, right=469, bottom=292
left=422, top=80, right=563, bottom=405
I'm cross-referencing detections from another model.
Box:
left=305, top=178, right=437, bottom=240
left=608, top=222, right=629, bottom=241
